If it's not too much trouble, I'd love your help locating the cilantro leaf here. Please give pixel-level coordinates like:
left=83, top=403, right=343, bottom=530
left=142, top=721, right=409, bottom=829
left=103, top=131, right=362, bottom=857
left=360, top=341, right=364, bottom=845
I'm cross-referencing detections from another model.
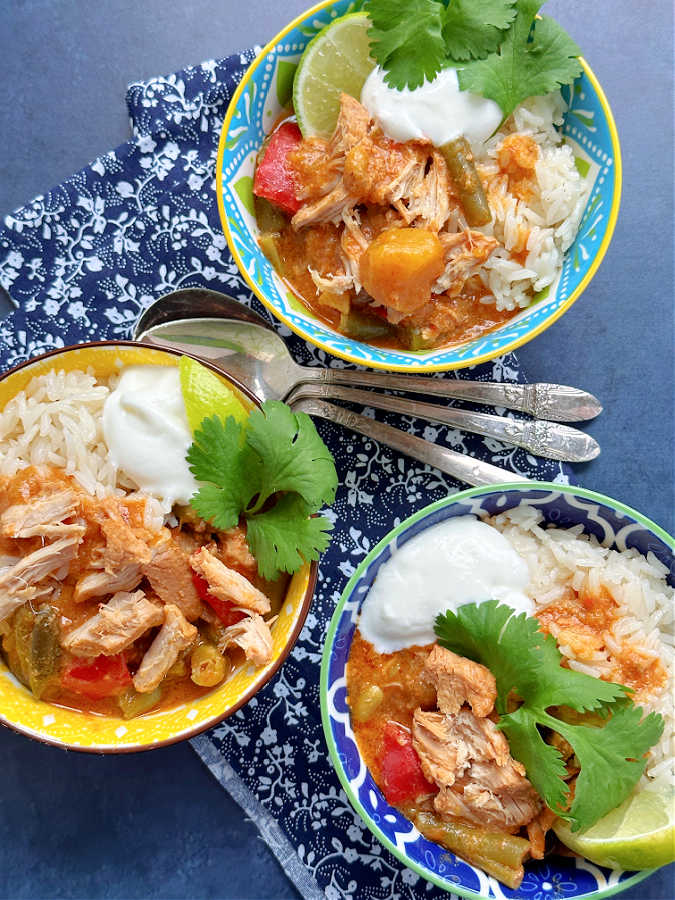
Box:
left=246, top=495, right=334, bottom=581
left=443, top=0, right=516, bottom=62
left=435, top=600, right=629, bottom=714
left=187, top=414, right=245, bottom=486
left=435, top=600, right=664, bottom=830
left=366, top=0, right=447, bottom=90
left=187, top=415, right=258, bottom=529
left=458, top=0, right=582, bottom=120
left=555, top=703, right=664, bottom=831
left=189, top=483, right=241, bottom=532
left=186, top=402, right=337, bottom=579
left=499, top=705, right=570, bottom=816
left=245, top=401, right=338, bottom=512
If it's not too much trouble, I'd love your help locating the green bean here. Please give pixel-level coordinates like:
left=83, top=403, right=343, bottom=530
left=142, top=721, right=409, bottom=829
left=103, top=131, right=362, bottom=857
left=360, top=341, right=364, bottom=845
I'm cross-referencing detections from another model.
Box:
left=118, top=686, right=163, bottom=719
left=191, top=643, right=230, bottom=687
left=440, top=137, right=491, bottom=227
left=351, top=684, right=384, bottom=722
left=29, top=605, right=61, bottom=698
left=339, top=310, right=395, bottom=341
left=414, top=811, right=529, bottom=889
left=255, top=196, right=288, bottom=234
left=12, top=606, right=34, bottom=687
left=400, top=324, right=436, bottom=352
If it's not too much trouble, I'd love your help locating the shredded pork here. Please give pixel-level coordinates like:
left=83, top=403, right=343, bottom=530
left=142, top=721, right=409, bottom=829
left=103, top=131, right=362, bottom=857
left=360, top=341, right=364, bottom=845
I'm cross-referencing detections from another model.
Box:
left=412, top=645, right=541, bottom=831
left=62, top=590, right=164, bottom=657
left=0, top=467, right=278, bottom=708
left=189, top=547, right=271, bottom=615
left=133, top=604, right=197, bottom=693
left=219, top=613, right=274, bottom=667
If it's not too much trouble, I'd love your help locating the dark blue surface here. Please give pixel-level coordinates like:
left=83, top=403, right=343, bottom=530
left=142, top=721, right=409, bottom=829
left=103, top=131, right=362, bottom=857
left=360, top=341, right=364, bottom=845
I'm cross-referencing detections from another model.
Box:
left=0, top=2, right=673, bottom=899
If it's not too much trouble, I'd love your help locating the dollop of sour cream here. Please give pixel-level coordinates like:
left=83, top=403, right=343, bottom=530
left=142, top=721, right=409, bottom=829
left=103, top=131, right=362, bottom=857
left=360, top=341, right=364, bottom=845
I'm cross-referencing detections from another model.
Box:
left=360, top=66, right=503, bottom=147
left=358, top=516, right=533, bottom=653
left=103, top=365, right=198, bottom=508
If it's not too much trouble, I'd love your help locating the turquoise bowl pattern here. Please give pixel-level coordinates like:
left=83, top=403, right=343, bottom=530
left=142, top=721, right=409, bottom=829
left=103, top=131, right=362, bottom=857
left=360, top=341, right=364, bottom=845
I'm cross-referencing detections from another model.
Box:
left=218, top=0, right=621, bottom=371
left=320, top=483, right=674, bottom=898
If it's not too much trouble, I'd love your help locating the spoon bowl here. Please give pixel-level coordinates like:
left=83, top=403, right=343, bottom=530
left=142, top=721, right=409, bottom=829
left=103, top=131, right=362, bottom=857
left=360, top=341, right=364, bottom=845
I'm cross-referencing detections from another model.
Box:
left=134, top=289, right=603, bottom=422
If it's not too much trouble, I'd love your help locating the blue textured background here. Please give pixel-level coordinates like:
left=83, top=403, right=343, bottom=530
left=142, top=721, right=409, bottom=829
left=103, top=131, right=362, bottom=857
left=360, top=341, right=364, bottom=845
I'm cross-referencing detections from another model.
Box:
left=0, top=2, right=672, bottom=899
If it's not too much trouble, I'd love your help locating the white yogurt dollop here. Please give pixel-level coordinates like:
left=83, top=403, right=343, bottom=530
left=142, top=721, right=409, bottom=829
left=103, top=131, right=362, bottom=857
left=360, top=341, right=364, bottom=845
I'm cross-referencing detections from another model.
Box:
left=103, top=365, right=198, bottom=508
left=358, top=516, right=532, bottom=653
left=360, top=66, right=503, bottom=147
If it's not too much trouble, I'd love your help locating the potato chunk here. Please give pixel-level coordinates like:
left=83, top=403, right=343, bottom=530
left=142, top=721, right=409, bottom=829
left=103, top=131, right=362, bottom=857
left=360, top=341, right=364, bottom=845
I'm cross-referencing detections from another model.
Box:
left=360, top=227, right=444, bottom=314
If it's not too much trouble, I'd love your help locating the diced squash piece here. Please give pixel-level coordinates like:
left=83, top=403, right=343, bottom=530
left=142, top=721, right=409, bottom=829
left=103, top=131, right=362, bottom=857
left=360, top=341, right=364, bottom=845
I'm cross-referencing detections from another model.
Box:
left=359, top=227, right=444, bottom=314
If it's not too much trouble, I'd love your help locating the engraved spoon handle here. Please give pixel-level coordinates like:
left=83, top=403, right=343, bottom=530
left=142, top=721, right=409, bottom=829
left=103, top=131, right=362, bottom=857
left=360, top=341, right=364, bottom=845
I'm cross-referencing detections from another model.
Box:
left=287, top=384, right=599, bottom=462
left=291, top=398, right=529, bottom=487
left=302, top=370, right=602, bottom=422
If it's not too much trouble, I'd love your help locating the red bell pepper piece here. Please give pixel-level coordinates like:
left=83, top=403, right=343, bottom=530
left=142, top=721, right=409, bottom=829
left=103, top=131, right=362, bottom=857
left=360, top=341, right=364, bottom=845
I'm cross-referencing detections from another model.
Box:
left=253, top=122, right=302, bottom=215
left=62, top=653, right=132, bottom=699
left=380, top=721, right=438, bottom=805
left=191, top=572, right=247, bottom=628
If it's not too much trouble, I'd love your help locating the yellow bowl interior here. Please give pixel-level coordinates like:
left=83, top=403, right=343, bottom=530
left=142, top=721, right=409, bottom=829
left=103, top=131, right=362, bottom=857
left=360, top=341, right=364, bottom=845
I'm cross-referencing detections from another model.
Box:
left=0, top=344, right=312, bottom=751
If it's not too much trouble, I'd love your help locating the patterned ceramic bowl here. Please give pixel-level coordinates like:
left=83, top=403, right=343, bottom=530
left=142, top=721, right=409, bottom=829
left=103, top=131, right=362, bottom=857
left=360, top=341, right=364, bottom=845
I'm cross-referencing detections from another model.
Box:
left=217, top=0, right=621, bottom=372
left=0, top=342, right=317, bottom=752
left=320, top=483, right=673, bottom=898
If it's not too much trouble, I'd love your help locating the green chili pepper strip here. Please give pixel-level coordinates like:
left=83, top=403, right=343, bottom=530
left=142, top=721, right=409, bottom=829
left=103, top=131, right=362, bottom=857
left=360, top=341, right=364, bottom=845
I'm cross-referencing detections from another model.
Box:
left=118, top=686, right=163, bottom=720
left=29, top=605, right=61, bottom=698
left=440, top=136, right=491, bottom=227
left=339, top=310, right=395, bottom=341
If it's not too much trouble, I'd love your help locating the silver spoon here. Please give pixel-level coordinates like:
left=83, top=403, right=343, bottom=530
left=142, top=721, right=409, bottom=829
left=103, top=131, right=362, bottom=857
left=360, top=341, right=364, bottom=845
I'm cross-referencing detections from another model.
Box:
left=133, top=289, right=529, bottom=485
left=133, top=289, right=598, bottom=461
left=133, top=288, right=602, bottom=422
left=285, top=383, right=599, bottom=462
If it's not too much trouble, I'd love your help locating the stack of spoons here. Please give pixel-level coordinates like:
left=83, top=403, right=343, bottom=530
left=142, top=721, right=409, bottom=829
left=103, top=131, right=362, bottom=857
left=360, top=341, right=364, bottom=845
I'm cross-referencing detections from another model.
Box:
left=133, top=288, right=602, bottom=488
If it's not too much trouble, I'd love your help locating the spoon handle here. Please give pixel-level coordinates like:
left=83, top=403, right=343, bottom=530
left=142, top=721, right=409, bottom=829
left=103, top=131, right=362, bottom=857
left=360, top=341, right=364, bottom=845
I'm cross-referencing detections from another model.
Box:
left=287, top=384, right=599, bottom=462
left=304, top=370, right=602, bottom=423
left=291, top=398, right=529, bottom=487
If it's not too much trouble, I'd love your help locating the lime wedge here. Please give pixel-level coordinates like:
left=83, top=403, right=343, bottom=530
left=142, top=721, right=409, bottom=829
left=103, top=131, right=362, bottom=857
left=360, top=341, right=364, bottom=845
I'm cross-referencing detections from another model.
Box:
left=293, top=12, right=376, bottom=138
left=553, top=787, right=675, bottom=870
left=179, top=356, right=249, bottom=433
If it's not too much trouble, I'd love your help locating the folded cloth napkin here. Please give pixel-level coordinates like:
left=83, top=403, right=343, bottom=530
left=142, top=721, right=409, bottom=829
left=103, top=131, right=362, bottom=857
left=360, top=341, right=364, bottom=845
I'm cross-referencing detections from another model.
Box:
left=0, top=55, right=570, bottom=900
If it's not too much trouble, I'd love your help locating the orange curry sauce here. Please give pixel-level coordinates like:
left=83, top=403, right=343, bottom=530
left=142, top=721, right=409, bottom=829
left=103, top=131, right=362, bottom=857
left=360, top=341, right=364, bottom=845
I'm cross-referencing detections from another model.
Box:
left=256, top=111, right=520, bottom=351
left=346, top=632, right=437, bottom=791
left=0, top=466, right=285, bottom=718
left=536, top=588, right=667, bottom=702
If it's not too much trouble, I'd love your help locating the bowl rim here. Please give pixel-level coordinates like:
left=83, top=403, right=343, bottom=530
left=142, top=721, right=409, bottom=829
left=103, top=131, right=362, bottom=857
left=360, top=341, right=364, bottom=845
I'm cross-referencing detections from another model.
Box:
left=319, top=480, right=672, bottom=899
left=216, top=0, right=623, bottom=373
left=0, top=340, right=318, bottom=754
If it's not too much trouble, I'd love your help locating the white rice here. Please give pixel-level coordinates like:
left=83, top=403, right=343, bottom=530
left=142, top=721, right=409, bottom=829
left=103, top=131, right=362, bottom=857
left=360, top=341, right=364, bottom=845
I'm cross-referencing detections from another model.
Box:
left=0, top=369, right=164, bottom=530
left=491, top=506, right=674, bottom=787
left=473, top=93, right=589, bottom=312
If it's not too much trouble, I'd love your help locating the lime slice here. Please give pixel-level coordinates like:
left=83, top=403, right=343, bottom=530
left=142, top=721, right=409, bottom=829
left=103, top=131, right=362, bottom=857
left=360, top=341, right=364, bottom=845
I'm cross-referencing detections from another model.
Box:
left=553, top=787, right=675, bottom=870
left=179, top=356, right=249, bottom=433
left=293, top=12, right=376, bottom=138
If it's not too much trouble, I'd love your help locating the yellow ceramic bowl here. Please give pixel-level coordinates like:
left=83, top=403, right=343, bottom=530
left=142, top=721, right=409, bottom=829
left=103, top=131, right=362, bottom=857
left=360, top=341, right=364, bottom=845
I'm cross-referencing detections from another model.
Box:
left=0, top=342, right=317, bottom=752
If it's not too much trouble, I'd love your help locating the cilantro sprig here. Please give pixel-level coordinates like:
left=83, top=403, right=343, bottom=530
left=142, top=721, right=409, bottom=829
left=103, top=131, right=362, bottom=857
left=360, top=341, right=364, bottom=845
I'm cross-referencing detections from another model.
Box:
left=457, top=0, right=582, bottom=123
left=435, top=601, right=664, bottom=832
left=187, top=401, right=337, bottom=581
left=365, top=0, right=581, bottom=122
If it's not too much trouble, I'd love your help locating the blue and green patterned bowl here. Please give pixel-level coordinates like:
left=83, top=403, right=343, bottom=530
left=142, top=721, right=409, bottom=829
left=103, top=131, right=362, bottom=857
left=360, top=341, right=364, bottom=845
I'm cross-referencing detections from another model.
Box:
left=217, top=0, right=621, bottom=371
left=320, top=482, right=674, bottom=898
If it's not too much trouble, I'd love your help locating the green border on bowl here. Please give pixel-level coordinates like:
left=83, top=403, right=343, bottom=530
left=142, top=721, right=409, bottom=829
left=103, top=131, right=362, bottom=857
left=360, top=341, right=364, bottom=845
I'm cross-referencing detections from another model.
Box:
left=320, top=481, right=673, bottom=898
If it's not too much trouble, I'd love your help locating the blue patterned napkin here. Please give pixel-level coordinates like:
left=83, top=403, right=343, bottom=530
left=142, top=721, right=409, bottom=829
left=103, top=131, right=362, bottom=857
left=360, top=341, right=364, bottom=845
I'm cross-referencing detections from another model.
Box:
left=0, top=55, right=570, bottom=900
